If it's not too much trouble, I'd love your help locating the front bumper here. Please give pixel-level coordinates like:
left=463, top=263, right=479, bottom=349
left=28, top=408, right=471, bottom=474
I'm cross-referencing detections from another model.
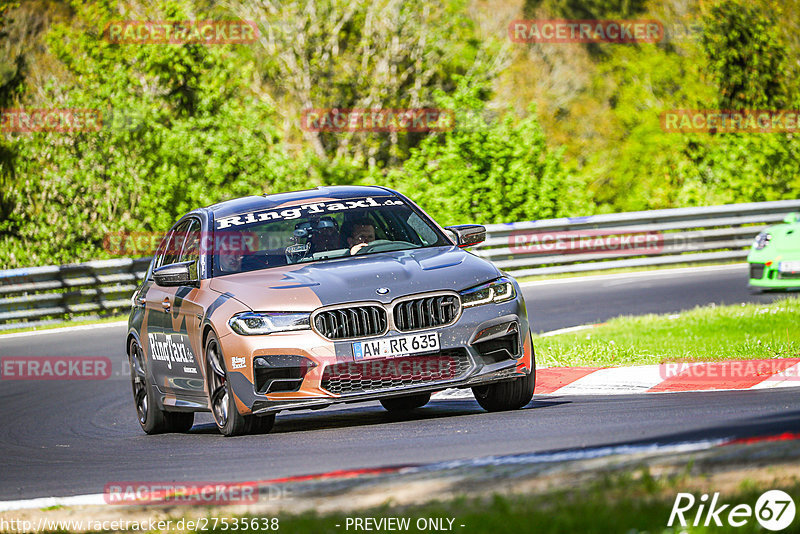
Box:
left=219, top=297, right=534, bottom=415
left=747, top=260, right=800, bottom=289
left=249, top=350, right=524, bottom=415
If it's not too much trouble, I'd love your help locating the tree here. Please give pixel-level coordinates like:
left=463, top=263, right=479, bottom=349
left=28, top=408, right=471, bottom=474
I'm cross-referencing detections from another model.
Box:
left=388, top=81, right=588, bottom=225
left=0, top=0, right=24, bottom=263
left=232, top=0, right=506, bottom=166
left=689, top=0, right=800, bottom=205
left=1, top=0, right=297, bottom=267
left=701, top=0, right=790, bottom=110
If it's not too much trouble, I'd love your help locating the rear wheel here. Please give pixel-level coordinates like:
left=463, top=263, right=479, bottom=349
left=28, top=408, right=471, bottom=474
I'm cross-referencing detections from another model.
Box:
left=206, top=332, right=272, bottom=436
left=380, top=392, right=431, bottom=412
left=129, top=338, right=194, bottom=434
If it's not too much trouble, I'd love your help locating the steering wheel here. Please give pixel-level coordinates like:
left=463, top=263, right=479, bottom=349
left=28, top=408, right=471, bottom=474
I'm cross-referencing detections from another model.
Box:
left=285, top=242, right=312, bottom=263
left=352, top=240, right=414, bottom=255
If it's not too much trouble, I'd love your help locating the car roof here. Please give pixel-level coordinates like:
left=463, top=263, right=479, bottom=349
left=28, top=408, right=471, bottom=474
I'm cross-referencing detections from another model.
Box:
left=205, top=185, right=397, bottom=219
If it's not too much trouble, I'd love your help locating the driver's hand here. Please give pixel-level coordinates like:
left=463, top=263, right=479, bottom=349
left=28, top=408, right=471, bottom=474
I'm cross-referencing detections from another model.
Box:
left=350, top=242, right=369, bottom=255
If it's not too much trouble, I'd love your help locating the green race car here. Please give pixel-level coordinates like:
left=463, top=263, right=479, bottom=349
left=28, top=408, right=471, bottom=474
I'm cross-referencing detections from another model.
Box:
left=747, top=212, right=800, bottom=290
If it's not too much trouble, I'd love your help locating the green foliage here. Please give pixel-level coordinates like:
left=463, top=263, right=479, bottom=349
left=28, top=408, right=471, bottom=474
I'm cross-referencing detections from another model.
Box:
left=0, top=0, right=25, bottom=255
left=388, top=81, right=589, bottom=225
left=701, top=0, right=791, bottom=109
left=3, top=0, right=800, bottom=268
left=679, top=1, right=800, bottom=206
left=583, top=40, right=716, bottom=210
left=684, top=133, right=800, bottom=205
left=524, top=0, right=648, bottom=19
left=0, top=0, right=301, bottom=267
left=235, top=0, right=496, bottom=166
left=570, top=0, right=800, bottom=212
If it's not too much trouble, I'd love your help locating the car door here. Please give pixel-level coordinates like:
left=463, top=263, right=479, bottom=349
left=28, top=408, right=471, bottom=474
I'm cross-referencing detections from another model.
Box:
left=167, top=217, right=206, bottom=396
left=144, top=219, right=195, bottom=396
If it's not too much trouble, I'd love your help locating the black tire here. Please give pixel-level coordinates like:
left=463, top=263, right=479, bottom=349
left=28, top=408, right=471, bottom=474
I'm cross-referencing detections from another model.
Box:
left=129, top=338, right=194, bottom=434
left=472, top=350, right=536, bottom=413
left=380, top=392, right=431, bottom=412
left=206, top=332, right=251, bottom=436
left=205, top=332, right=273, bottom=436
left=250, top=414, right=276, bottom=434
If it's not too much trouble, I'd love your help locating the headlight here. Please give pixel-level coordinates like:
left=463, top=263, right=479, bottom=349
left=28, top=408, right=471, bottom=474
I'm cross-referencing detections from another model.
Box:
left=229, top=312, right=311, bottom=335
left=754, top=232, right=772, bottom=250
left=460, top=277, right=516, bottom=308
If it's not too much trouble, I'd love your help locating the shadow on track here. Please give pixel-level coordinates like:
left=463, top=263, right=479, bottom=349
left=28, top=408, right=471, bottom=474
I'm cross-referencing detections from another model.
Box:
left=187, top=398, right=569, bottom=436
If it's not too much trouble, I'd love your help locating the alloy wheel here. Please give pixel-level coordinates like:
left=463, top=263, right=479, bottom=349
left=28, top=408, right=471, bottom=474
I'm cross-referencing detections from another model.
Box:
left=130, top=340, right=148, bottom=425
left=207, top=339, right=229, bottom=428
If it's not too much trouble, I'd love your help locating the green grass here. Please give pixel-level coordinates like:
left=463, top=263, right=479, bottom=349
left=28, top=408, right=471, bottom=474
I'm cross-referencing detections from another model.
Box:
left=535, top=297, right=800, bottom=367
left=0, top=314, right=127, bottom=335
left=190, top=469, right=800, bottom=534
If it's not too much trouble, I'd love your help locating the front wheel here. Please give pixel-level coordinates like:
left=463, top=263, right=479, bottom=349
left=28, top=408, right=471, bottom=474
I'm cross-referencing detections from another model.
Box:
left=250, top=414, right=276, bottom=434
left=472, top=367, right=535, bottom=412
left=206, top=332, right=273, bottom=436
left=129, top=338, right=194, bottom=434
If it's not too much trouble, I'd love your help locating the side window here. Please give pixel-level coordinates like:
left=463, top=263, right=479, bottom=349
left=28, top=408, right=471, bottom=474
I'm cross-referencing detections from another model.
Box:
left=161, top=220, right=191, bottom=266
left=153, top=230, right=173, bottom=270
left=145, top=257, right=156, bottom=281
left=179, top=219, right=201, bottom=263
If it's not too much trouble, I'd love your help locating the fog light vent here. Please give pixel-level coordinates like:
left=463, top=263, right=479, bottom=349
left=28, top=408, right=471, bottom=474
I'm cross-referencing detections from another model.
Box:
left=254, top=355, right=316, bottom=394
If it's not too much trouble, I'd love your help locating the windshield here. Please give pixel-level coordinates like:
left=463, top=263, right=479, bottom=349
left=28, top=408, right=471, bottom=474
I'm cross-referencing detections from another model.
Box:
left=211, top=196, right=449, bottom=276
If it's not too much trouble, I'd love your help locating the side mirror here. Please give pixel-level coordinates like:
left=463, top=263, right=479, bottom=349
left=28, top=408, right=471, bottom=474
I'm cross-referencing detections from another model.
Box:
left=153, top=260, right=198, bottom=287
left=444, top=225, right=486, bottom=248
left=783, top=212, right=800, bottom=224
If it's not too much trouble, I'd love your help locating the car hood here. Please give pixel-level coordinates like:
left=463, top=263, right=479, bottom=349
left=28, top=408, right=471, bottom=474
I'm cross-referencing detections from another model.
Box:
left=748, top=222, right=800, bottom=260
left=208, top=246, right=501, bottom=310
left=768, top=222, right=800, bottom=244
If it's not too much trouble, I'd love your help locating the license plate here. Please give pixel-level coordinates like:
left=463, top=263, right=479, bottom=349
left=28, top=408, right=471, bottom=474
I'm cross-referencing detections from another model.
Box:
left=353, top=332, right=439, bottom=360
left=779, top=261, right=800, bottom=273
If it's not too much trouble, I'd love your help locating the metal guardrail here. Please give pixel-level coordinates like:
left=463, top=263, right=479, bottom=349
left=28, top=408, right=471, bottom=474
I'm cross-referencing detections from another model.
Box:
left=473, top=199, right=800, bottom=277
left=0, top=258, right=151, bottom=330
left=1, top=200, right=799, bottom=329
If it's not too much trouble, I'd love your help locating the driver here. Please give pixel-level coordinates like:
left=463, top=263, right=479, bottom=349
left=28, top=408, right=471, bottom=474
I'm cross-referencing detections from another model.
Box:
left=345, top=218, right=377, bottom=255
left=218, top=241, right=244, bottom=273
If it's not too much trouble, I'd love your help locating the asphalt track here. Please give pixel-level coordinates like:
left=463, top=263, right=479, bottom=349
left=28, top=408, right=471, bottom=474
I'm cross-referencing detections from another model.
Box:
left=1, top=263, right=798, bottom=501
